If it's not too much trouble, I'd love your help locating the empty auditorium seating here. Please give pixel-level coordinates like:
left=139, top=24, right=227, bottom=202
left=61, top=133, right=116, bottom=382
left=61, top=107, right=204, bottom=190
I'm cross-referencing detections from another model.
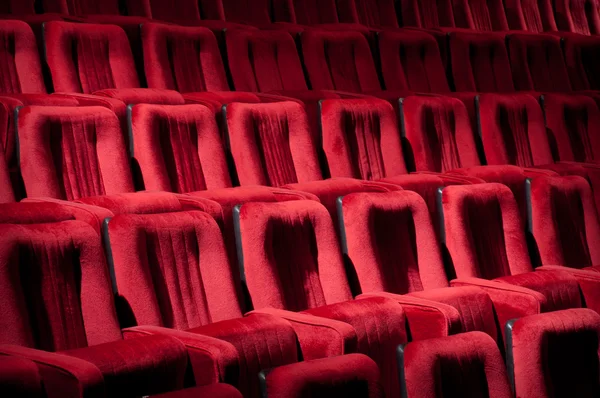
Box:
left=0, top=219, right=195, bottom=397
left=554, top=0, right=600, bottom=35
left=504, top=0, right=558, bottom=31
left=398, top=332, right=512, bottom=398
left=259, top=354, right=384, bottom=397
left=506, top=309, right=600, bottom=397
left=563, top=34, right=600, bottom=91
left=441, top=183, right=588, bottom=332
left=104, top=210, right=298, bottom=397
left=338, top=191, right=498, bottom=340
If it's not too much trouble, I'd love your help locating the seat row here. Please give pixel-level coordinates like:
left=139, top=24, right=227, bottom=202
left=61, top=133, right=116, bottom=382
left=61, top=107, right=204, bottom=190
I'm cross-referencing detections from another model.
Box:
left=2, top=0, right=600, bottom=36
left=2, top=188, right=600, bottom=397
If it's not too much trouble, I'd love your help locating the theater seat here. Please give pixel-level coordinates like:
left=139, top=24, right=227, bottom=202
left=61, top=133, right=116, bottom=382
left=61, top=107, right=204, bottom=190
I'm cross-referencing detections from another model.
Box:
left=398, top=332, right=512, bottom=398
left=337, top=0, right=399, bottom=29
left=441, top=183, right=592, bottom=334
left=0, top=143, right=14, bottom=203
left=503, top=0, right=558, bottom=32
left=0, top=356, right=43, bottom=397
left=452, top=0, right=510, bottom=31
left=554, top=0, right=600, bottom=35
left=104, top=211, right=299, bottom=398
left=563, top=34, right=600, bottom=91
left=338, top=191, right=499, bottom=341
left=506, top=309, right=600, bottom=397
left=397, top=0, right=457, bottom=29
left=259, top=354, right=384, bottom=397
left=0, top=220, right=203, bottom=397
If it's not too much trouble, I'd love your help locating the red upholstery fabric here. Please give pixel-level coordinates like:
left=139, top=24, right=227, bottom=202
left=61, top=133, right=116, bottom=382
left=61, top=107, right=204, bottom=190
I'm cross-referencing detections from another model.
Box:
left=220, top=0, right=273, bottom=25
left=319, top=99, right=408, bottom=180
left=478, top=93, right=555, bottom=167
left=544, top=93, right=600, bottom=163
left=563, top=34, right=600, bottom=91
left=398, top=0, right=456, bottom=28
left=554, top=0, right=600, bottom=35
left=449, top=31, right=515, bottom=93
left=145, top=0, right=202, bottom=25
left=0, top=202, right=74, bottom=223
left=226, top=29, right=308, bottom=92
left=301, top=30, right=381, bottom=93
left=0, top=356, right=43, bottom=397
left=508, top=33, right=571, bottom=92
left=400, top=96, right=479, bottom=173
left=18, top=106, right=134, bottom=200
left=0, top=0, right=35, bottom=14
left=130, top=104, right=232, bottom=192
left=152, top=384, right=243, bottom=398
left=287, top=0, right=340, bottom=24
left=236, top=200, right=407, bottom=397
left=452, top=0, right=510, bottom=31
left=378, top=30, right=450, bottom=93
left=401, top=332, right=512, bottom=398
left=262, top=354, right=384, bottom=397
left=507, top=308, right=600, bottom=397
left=224, top=101, right=323, bottom=186
left=530, top=175, right=600, bottom=268
left=142, top=24, right=230, bottom=93
left=504, top=0, right=558, bottom=31
left=0, top=144, right=14, bottom=203
left=340, top=0, right=398, bottom=28
left=106, top=211, right=299, bottom=397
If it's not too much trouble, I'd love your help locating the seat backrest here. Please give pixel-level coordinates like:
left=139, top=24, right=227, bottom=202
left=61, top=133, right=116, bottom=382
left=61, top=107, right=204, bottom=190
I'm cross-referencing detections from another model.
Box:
left=226, top=29, right=308, bottom=92
left=142, top=24, right=229, bottom=93
left=563, top=34, right=600, bottom=91
left=441, top=183, right=533, bottom=279
left=105, top=211, right=243, bottom=330
left=146, top=0, right=202, bottom=24
left=506, top=309, right=600, bottom=398
left=0, top=143, right=14, bottom=203
left=320, top=99, right=408, bottom=181
left=220, top=0, right=273, bottom=24
left=198, top=0, right=227, bottom=20
left=400, top=332, right=512, bottom=398
left=398, top=0, right=456, bottom=28
left=63, top=0, right=151, bottom=16
left=478, top=93, right=554, bottom=167
left=378, top=30, right=449, bottom=93
left=0, top=220, right=122, bottom=351
left=0, top=20, right=46, bottom=95
left=235, top=200, right=353, bottom=311
left=452, top=0, right=510, bottom=31
left=503, top=0, right=557, bottom=31
left=555, top=0, right=600, bottom=35
left=450, top=32, right=515, bottom=92
left=338, top=0, right=397, bottom=27
left=18, top=106, right=134, bottom=200
left=301, top=30, right=381, bottom=93
left=289, top=0, right=340, bottom=24
left=224, top=101, right=323, bottom=187
left=508, top=34, right=571, bottom=92
left=130, top=104, right=232, bottom=192
left=401, top=96, right=480, bottom=173
left=530, top=176, right=600, bottom=268
left=44, top=21, right=140, bottom=94
left=544, top=94, right=600, bottom=163
left=339, top=191, right=449, bottom=296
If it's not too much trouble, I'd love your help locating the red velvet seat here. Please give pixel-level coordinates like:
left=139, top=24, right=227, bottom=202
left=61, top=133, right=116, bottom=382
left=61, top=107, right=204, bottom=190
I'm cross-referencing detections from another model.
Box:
left=0, top=356, right=43, bottom=397
left=563, top=34, right=600, bottom=91
left=397, top=0, right=457, bottom=29
left=0, top=143, right=14, bottom=203
left=234, top=199, right=408, bottom=398
left=503, top=0, right=558, bottom=32
left=452, top=0, right=510, bottom=31
left=337, top=0, right=400, bottom=29
left=441, top=183, right=590, bottom=334
left=398, top=332, right=512, bottom=398
left=338, top=191, right=499, bottom=341
left=554, top=0, right=600, bottom=35
left=505, top=309, right=600, bottom=397
left=104, top=210, right=299, bottom=398
left=0, top=220, right=199, bottom=397
left=260, top=354, right=384, bottom=397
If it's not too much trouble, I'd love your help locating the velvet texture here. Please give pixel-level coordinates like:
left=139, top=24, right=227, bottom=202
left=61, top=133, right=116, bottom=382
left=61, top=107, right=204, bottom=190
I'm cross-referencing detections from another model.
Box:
left=0, top=145, right=14, bottom=203
left=554, top=0, right=600, bottom=35
left=262, top=354, right=384, bottom=398
left=450, top=31, right=515, bottom=93
left=401, top=96, right=479, bottom=173
left=301, top=30, right=381, bottom=93
left=563, top=34, right=600, bottom=91
left=225, top=101, right=323, bottom=186
left=401, top=332, right=512, bottom=398
left=236, top=200, right=407, bottom=397
left=345, top=0, right=399, bottom=28
left=508, top=309, right=600, bottom=397
left=508, top=33, right=571, bottom=92
left=340, top=191, right=499, bottom=341
left=0, top=201, right=74, bottom=223
left=378, top=30, right=449, bottom=93
left=503, top=0, right=558, bottom=31
left=452, top=0, right=510, bottom=31
left=398, top=0, right=457, bottom=28
left=152, top=384, right=243, bottom=398
left=105, top=211, right=298, bottom=397
left=0, top=356, right=43, bottom=397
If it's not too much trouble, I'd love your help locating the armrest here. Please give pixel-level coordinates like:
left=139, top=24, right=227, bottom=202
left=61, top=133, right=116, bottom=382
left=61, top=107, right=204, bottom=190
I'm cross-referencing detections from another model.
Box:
left=451, top=277, right=543, bottom=339
left=537, top=265, right=600, bottom=279
left=357, top=293, right=462, bottom=340
left=92, top=88, right=184, bottom=106
left=21, top=197, right=113, bottom=233
left=0, top=344, right=104, bottom=398
left=537, top=265, right=600, bottom=314
left=248, top=308, right=357, bottom=360
left=51, top=93, right=126, bottom=118
left=122, top=325, right=239, bottom=387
